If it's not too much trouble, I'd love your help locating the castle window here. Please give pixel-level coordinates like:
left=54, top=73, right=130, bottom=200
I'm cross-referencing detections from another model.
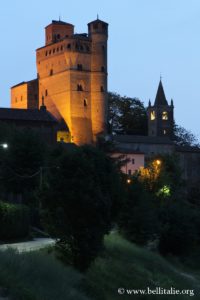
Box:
left=49, top=50, right=51, bottom=55
left=132, top=159, right=135, bottom=165
left=57, top=47, right=59, bottom=52
left=53, top=48, right=55, bottom=53
left=100, top=86, right=104, bottom=92
left=102, top=45, right=105, bottom=52
left=67, top=43, right=71, bottom=49
left=45, top=89, right=48, bottom=96
left=77, top=64, right=83, bottom=71
left=162, top=111, right=168, bottom=120
left=50, top=69, right=53, bottom=76
left=77, top=84, right=83, bottom=91
left=151, top=111, right=155, bottom=120
left=84, top=99, right=87, bottom=107
left=75, top=43, right=79, bottom=50
left=101, top=66, right=105, bottom=72
left=61, top=45, right=63, bottom=51
left=21, top=96, right=23, bottom=101
left=45, top=51, right=48, bottom=56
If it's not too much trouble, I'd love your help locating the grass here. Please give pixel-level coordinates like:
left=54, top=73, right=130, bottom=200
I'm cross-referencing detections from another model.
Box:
left=0, top=233, right=200, bottom=299
left=86, top=233, right=200, bottom=300
left=0, top=248, right=90, bottom=300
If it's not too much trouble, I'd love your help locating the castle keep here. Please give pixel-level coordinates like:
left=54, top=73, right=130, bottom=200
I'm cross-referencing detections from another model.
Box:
left=11, top=19, right=108, bottom=145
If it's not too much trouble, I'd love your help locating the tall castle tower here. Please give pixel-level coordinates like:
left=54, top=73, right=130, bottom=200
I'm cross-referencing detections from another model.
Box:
left=11, top=18, right=108, bottom=145
left=147, top=80, right=174, bottom=138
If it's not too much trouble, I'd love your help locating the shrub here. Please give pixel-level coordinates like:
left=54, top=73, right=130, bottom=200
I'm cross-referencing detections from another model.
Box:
left=0, top=201, right=30, bottom=240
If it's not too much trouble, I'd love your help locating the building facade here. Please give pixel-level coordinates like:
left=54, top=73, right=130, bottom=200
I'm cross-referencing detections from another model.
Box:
left=11, top=18, right=108, bottom=145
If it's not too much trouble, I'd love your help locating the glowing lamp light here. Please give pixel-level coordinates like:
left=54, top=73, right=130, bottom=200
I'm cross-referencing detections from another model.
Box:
left=127, top=179, right=131, bottom=184
left=1, top=143, right=8, bottom=149
left=156, top=159, right=161, bottom=166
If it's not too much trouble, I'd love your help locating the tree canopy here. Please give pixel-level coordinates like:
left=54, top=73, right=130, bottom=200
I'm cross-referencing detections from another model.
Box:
left=108, top=92, right=148, bottom=135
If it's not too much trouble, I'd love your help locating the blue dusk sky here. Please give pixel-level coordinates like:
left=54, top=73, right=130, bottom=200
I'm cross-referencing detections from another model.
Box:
left=1, top=0, right=200, bottom=138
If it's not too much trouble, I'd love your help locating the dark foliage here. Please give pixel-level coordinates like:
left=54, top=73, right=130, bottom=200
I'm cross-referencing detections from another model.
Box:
left=40, top=145, right=124, bottom=270
left=0, top=201, right=30, bottom=240
left=108, top=92, right=148, bottom=135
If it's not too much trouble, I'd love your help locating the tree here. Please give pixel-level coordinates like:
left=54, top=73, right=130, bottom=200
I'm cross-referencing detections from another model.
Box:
left=173, top=124, right=200, bottom=147
left=108, top=92, right=148, bottom=135
left=0, top=126, right=46, bottom=204
left=41, top=145, right=124, bottom=270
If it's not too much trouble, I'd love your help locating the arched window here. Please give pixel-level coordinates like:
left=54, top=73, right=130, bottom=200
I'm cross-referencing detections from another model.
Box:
left=162, top=111, right=168, bottom=120
left=77, top=84, right=83, bottom=91
left=150, top=111, right=155, bottom=120
left=45, top=89, right=48, bottom=96
left=84, top=99, right=87, bottom=107
left=77, top=64, right=83, bottom=71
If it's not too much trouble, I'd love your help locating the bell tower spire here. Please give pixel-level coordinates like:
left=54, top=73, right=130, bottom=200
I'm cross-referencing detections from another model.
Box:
left=147, top=79, right=174, bottom=138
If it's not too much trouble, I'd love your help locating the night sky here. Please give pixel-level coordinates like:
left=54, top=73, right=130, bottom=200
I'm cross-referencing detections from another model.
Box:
left=1, top=0, right=200, bottom=138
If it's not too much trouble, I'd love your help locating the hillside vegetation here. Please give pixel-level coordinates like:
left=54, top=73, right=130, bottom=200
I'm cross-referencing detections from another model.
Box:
left=0, top=233, right=199, bottom=300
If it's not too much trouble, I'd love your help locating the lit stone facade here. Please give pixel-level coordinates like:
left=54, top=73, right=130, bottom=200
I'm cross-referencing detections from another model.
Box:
left=11, top=19, right=108, bottom=145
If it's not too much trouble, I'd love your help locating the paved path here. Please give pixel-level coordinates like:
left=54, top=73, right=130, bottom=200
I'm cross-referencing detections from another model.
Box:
left=0, top=238, right=55, bottom=253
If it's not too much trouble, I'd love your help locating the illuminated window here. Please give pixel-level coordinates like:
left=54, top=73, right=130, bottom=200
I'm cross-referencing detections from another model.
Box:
left=163, top=129, right=167, bottom=135
left=162, top=111, right=168, bottom=120
left=151, top=111, right=155, bottom=120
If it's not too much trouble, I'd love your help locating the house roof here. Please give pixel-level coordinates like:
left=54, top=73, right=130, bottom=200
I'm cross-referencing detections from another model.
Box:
left=154, top=80, right=168, bottom=106
left=114, top=134, right=174, bottom=145
left=0, top=108, right=58, bottom=123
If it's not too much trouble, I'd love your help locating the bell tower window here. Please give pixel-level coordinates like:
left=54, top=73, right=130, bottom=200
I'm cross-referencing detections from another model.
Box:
left=151, top=111, right=155, bottom=120
left=162, top=111, right=168, bottom=120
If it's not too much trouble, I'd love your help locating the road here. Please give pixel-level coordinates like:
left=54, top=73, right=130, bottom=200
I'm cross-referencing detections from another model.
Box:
left=0, top=238, right=55, bottom=253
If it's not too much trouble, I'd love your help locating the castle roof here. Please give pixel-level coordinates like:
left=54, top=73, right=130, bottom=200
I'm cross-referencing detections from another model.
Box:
left=154, top=80, right=168, bottom=106
left=45, top=20, right=74, bottom=28
left=88, top=18, right=108, bottom=26
left=114, top=134, right=173, bottom=145
left=0, top=108, right=58, bottom=123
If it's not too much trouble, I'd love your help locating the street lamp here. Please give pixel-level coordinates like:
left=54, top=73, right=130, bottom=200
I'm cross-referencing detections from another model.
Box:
left=0, top=143, right=8, bottom=149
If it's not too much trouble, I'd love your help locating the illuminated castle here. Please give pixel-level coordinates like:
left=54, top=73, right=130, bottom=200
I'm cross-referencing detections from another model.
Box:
left=11, top=18, right=108, bottom=145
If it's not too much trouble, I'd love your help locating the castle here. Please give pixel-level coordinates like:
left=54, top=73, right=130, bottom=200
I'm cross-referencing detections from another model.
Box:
left=7, top=18, right=200, bottom=186
left=11, top=18, right=108, bottom=145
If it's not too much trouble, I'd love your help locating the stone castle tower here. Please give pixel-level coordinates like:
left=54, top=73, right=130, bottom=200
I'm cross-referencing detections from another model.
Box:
left=147, top=80, right=174, bottom=138
left=11, top=18, right=108, bottom=145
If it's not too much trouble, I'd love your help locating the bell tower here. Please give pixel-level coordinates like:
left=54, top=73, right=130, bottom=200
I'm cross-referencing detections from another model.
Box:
left=147, top=79, right=174, bottom=138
